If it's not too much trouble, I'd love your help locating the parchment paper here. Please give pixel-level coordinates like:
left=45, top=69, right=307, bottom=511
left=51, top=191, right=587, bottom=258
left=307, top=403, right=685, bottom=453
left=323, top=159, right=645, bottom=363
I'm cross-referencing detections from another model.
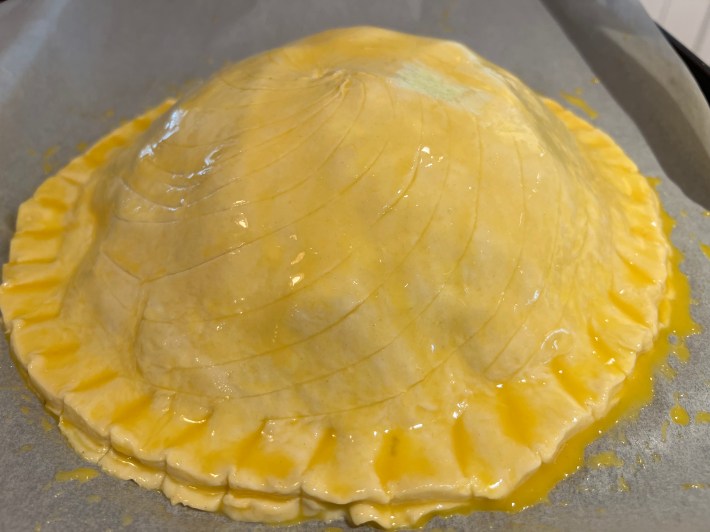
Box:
left=1, top=1, right=709, bottom=530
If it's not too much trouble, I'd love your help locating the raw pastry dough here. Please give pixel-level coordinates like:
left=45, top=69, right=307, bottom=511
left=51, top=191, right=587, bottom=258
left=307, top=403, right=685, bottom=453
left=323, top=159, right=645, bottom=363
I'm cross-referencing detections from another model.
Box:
left=0, top=27, right=671, bottom=527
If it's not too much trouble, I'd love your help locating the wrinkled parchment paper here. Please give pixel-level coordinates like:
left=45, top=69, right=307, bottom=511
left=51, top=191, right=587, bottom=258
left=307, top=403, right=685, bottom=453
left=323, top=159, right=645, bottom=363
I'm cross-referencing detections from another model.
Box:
left=1, top=1, right=709, bottom=530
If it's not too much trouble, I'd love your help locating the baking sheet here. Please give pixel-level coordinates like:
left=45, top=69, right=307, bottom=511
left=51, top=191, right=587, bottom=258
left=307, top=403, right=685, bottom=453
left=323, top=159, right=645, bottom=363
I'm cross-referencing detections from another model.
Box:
left=1, top=0, right=709, bottom=530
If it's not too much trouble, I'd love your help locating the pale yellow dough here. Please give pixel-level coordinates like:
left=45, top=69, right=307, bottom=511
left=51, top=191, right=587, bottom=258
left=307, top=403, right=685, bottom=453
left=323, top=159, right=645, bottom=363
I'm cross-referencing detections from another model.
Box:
left=0, top=27, right=670, bottom=527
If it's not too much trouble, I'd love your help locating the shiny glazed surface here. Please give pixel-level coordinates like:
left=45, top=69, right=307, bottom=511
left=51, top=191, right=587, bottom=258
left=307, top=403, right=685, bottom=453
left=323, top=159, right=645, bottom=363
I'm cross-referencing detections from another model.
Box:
left=0, top=27, right=676, bottom=527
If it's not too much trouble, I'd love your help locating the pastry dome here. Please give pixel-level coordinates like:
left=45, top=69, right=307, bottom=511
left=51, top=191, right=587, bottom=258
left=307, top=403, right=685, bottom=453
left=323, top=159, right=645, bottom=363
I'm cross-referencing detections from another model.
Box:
left=0, top=27, right=670, bottom=528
